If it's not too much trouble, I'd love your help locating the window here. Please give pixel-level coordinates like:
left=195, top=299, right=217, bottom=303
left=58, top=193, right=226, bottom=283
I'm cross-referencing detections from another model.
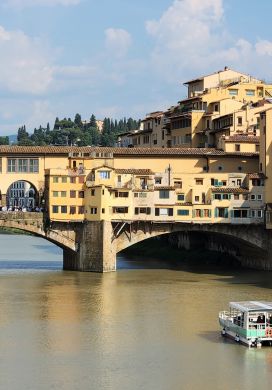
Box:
left=234, top=194, right=239, bottom=200
left=237, top=117, right=243, bottom=126
left=143, top=135, right=150, bottom=144
left=116, top=192, right=129, bottom=198
left=214, top=103, right=219, bottom=112
left=159, top=190, right=170, bottom=199
left=78, top=206, right=84, bottom=214
left=52, top=191, right=58, bottom=197
left=52, top=205, right=59, bottom=213
left=235, top=144, right=240, bottom=151
left=257, top=194, right=262, bottom=201
left=70, top=206, right=76, bottom=215
left=113, top=207, right=128, bottom=213
left=155, top=177, right=162, bottom=184
left=229, top=89, right=238, bottom=96
left=61, top=191, right=66, bottom=197
left=91, top=189, right=95, bottom=196
left=250, top=194, right=256, bottom=200
left=177, top=209, right=189, bottom=216
left=70, top=177, right=76, bottom=183
left=242, top=194, right=248, bottom=200
left=195, top=179, right=203, bottom=185
left=255, top=145, right=260, bottom=152
left=222, top=194, right=229, bottom=200
left=214, top=194, right=221, bottom=200
left=90, top=207, right=97, bottom=214
left=257, top=210, right=263, bottom=218
left=62, top=176, right=67, bottom=183
left=102, top=208, right=105, bottom=214
left=218, top=166, right=223, bottom=171
left=70, top=190, right=76, bottom=198
left=29, top=159, right=39, bottom=173
left=246, top=89, right=255, bottom=96
left=78, top=176, right=85, bottom=184
left=134, top=207, right=151, bottom=215
left=251, top=210, right=256, bottom=218
left=61, top=206, right=67, bottom=214
left=177, top=194, right=185, bottom=201
left=238, top=166, right=242, bottom=172
left=99, top=171, right=110, bottom=179
left=237, top=179, right=242, bottom=186
left=7, top=158, right=39, bottom=173
left=78, top=191, right=84, bottom=198
left=233, top=209, right=248, bottom=218
left=174, top=181, right=182, bottom=188
left=195, top=196, right=200, bottom=202
left=195, top=209, right=201, bottom=218
left=134, top=193, right=138, bottom=198
left=53, top=176, right=59, bottom=183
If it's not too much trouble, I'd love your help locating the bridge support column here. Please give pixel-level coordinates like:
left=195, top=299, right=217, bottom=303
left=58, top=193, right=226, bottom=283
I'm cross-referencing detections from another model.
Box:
left=63, top=220, right=116, bottom=272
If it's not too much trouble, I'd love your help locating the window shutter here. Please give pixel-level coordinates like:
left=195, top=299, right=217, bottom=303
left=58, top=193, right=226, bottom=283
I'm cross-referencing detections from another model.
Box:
left=168, top=208, right=173, bottom=217
left=147, top=207, right=151, bottom=215
left=224, top=208, right=229, bottom=218
left=215, top=208, right=218, bottom=218
left=135, top=208, right=139, bottom=215
left=201, top=209, right=204, bottom=218
left=155, top=208, right=159, bottom=216
left=230, top=210, right=234, bottom=218
left=192, top=210, right=196, bottom=218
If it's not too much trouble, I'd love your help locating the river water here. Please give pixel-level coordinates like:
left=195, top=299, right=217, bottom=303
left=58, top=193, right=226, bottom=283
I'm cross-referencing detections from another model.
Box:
left=0, top=234, right=272, bottom=390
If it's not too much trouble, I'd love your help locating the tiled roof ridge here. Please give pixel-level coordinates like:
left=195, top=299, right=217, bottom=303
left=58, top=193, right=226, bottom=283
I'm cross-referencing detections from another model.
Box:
left=0, top=145, right=258, bottom=157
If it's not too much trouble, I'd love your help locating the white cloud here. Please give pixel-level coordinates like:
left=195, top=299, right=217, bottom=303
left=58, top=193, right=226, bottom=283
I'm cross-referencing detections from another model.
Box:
left=3, top=0, right=80, bottom=8
left=0, top=25, right=54, bottom=94
left=104, top=28, right=132, bottom=58
left=145, top=0, right=272, bottom=82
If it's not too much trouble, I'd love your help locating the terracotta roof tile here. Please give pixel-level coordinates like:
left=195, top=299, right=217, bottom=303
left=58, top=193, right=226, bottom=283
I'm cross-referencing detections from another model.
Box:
left=211, top=187, right=249, bottom=193
left=115, top=169, right=154, bottom=175
left=248, top=173, right=266, bottom=179
left=0, top=145, right=258, bottom=158
left=224, top=136, right=260, bottom=143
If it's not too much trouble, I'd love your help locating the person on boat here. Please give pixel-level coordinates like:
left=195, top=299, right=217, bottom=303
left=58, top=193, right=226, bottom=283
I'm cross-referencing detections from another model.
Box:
left=257, top=315, right=262, bottom=323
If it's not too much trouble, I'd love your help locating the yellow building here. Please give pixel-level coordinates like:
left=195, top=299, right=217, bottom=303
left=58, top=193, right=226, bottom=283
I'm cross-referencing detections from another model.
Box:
left=41, top=147, right=263, bottom=226
left=122, top=68, right=272, bottom=151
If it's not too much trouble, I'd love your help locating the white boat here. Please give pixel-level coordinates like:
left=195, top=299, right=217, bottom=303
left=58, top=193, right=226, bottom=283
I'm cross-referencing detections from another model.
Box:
left=219, top=301, right=272, bottom=347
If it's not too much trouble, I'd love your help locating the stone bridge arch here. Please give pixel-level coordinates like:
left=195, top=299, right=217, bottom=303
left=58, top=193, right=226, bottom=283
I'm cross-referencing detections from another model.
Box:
left=114, top=222, right=272, bottom=270
left=0, top=212, right=77, bottom=252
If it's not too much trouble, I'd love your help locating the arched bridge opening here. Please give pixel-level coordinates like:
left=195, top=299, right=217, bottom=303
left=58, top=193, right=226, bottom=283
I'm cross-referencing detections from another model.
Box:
left=114, top=222, right=272, bottom=270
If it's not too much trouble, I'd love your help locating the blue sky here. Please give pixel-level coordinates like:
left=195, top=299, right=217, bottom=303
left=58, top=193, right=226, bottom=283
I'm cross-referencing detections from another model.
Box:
left=1, top=0, right=272, bottom=135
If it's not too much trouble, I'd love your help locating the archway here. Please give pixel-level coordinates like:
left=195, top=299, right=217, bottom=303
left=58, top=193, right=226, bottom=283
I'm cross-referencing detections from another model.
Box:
left=6, top=180, right=39, bottom=210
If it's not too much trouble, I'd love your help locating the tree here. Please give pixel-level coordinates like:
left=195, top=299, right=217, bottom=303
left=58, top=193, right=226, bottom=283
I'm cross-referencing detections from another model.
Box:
left=74, top=113, right=82, bottom=127
left=0, top=136, right=9, bottom=145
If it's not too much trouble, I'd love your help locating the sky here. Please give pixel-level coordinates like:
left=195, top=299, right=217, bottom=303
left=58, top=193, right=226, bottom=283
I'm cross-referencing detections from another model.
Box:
left=1, top=0, right=272, bottom=135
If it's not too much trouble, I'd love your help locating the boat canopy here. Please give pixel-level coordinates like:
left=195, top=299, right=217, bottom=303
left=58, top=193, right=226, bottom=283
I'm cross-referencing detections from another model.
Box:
left=230, top=301, right=272, bottom=312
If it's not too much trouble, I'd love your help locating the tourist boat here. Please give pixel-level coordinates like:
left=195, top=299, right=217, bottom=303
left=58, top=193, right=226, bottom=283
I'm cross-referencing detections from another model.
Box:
left=219, top=301, right=272, bottom=347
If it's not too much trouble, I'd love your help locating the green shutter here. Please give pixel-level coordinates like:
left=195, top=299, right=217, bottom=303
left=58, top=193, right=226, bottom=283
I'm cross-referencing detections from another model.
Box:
left=215, top=208, right=218, bottom=218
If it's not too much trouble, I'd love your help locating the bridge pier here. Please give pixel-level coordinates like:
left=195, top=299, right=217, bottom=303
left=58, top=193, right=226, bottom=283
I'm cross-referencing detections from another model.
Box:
left=63, top=220, right=116, bottom=272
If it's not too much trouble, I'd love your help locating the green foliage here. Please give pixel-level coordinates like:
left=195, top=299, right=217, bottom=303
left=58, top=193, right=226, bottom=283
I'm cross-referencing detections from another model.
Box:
left=15, top=113, right=140, bottom=147
left=0, top=136, right=9, bottom=145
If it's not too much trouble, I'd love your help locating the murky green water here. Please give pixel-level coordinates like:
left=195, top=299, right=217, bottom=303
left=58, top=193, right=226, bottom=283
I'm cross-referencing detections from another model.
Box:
left=0, top=235, right=272, bottom=390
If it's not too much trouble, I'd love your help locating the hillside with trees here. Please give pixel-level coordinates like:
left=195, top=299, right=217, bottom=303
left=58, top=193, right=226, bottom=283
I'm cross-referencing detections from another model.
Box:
left=15, top=114, right=140, bottom=146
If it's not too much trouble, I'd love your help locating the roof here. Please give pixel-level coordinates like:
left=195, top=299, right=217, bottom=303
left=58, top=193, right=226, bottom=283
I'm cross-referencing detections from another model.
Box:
left=248, top=173, right=266, bottom=179
left=230, top=301, right=272, bottom=312
left=154, top=186, right=175, bottom=190
left=115, top=169, right=154, bottom=175
left=183, top=68, right=246, bottom=85
left=0, top=145, right=258, bottom=158
left=211, top=187, right=249, bottom=193
left=224, top=136, right=260, bottom=143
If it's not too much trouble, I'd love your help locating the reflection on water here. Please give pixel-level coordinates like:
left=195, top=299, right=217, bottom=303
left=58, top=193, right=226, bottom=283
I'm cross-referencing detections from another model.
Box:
left=1, top=235, right=272, bottom=390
